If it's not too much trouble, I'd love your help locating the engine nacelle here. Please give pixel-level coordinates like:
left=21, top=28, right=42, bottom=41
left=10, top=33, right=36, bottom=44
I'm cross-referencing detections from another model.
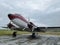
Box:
left=27, top=22, right=35, bottom=29
left=7, top=23, right=13, bottom=29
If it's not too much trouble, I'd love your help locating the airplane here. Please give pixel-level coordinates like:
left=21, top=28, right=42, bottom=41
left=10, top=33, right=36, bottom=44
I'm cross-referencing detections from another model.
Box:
left=2, top=13, right=47, bottom=38
left=1, top=13, right=60, bottom=38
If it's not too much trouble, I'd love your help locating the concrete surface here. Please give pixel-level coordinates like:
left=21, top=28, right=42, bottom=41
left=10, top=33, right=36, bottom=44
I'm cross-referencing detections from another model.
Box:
left=0, top=34, right=60, bottom=45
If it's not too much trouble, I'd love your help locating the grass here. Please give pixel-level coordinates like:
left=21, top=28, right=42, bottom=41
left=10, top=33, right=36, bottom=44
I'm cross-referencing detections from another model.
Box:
left=0, top=30, right=60, bottom=36
left=38, top=32, right=60, bottom=36
left=0, top=30, right=31, bottom=35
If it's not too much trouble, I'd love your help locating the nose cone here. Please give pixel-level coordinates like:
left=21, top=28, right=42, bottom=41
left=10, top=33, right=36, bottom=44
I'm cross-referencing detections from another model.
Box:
left=8, top=14, right=15, bottom=20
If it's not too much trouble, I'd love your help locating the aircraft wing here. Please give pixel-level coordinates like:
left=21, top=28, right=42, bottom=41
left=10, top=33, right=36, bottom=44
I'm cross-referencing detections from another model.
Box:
left=1, top=26, right=8, bottom=28
left=46, top=27, right=60, bottom=32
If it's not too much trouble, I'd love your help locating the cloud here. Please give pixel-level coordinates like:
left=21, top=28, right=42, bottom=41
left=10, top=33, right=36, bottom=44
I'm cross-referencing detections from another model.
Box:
left=10, top=0, right=52, bottom=11
left=0, top=0, right=60, bottom=27
left=1, top=3, right=13, bottom=9
left=45, top=0, right=60, bottom=13
left=0, top=18, right=3, bottom=21
left=47, top=8, right=60, bottom=13
left=36, top=23, right=49, bottom=27
left=29, top=18, right=48, bottom=27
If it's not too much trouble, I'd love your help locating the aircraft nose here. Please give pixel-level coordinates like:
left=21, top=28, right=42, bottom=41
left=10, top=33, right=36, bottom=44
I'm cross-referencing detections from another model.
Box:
left=8, top=14, right=15, bottom=20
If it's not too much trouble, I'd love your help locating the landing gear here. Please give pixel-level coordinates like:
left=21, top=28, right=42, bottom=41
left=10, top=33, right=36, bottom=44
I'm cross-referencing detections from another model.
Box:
left=28, top=32, right=39, bottom=39
left=31, top=32, right=37, bottom=38
left=28, top=32, right=36, bottom=39
left=12, top=32, right=17, bottom=37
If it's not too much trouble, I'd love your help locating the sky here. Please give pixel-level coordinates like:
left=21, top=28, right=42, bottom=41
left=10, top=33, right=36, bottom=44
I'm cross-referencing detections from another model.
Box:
left=0, top=0, right=60, bottom=28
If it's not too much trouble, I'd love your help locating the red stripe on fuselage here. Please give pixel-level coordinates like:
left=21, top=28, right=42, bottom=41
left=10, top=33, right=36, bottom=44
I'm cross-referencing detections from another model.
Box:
left=9, top=14, right=29, bottom=24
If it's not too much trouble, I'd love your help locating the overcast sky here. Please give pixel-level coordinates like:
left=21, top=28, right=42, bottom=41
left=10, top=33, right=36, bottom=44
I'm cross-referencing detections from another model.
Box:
left=0, top=0, right=60, bottom=28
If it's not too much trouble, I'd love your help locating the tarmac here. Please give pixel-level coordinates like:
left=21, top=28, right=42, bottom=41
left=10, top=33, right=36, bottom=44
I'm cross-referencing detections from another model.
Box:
left=0, top=34, right=60, bottom=45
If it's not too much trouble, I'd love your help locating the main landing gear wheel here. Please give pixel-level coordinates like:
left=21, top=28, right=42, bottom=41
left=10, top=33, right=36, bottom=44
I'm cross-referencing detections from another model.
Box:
left=31, top=33, right=36, bottom=38
left=12, top=32, right=17, bottom=37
